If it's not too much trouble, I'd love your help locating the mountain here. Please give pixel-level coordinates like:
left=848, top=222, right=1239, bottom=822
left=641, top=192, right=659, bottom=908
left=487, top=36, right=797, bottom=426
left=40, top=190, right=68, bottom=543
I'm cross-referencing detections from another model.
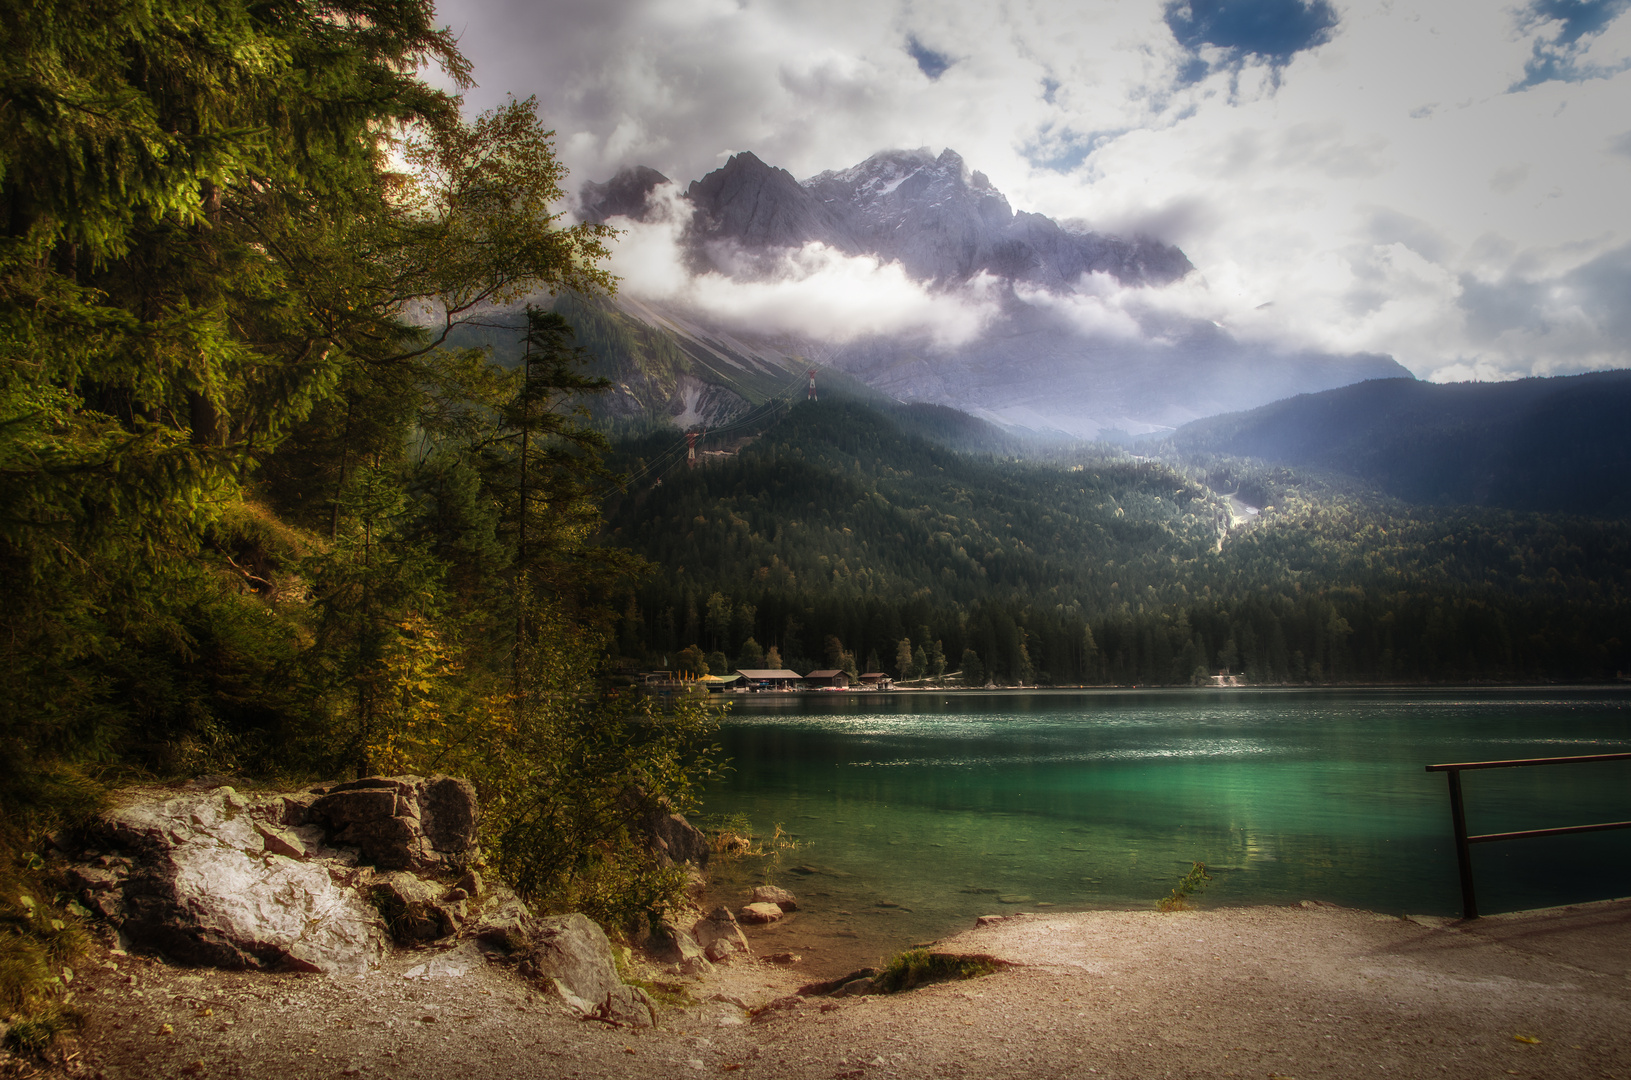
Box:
left=681, top=148, right=1193, bottom=288
left=1167, top=370, right=1631, bottom=516
left=573, top=148, right=1409, bottom=437
left=603, top=396, right=1631, bottom=684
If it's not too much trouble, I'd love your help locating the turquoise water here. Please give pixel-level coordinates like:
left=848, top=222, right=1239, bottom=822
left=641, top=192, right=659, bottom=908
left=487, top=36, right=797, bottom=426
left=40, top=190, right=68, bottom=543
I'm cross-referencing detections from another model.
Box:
left=696, top=688, right=1631, bottom=968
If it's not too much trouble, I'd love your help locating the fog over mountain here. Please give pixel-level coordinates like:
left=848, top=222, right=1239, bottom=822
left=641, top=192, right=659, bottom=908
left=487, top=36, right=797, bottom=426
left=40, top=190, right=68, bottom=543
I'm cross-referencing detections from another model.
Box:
left=578, top=147, right=1408, bottom=437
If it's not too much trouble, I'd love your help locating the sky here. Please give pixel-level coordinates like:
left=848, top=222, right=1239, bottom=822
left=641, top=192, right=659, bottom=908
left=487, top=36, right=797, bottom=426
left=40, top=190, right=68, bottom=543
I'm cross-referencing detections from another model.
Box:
left=428, top=0, right=1631, bottom=382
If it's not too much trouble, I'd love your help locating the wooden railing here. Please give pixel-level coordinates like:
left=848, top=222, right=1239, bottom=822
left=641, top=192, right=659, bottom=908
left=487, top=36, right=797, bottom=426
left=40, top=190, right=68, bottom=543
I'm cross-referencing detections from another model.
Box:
left=1425, top=752, right=1631, bottom=919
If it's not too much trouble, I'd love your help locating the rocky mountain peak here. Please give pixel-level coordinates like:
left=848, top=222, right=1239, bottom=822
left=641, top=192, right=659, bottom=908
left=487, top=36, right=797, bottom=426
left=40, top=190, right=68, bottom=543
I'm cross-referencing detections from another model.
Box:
left=583, top=146, right=1194, bottom=287
left=684, top=151, right=855, bottom=253
left=578, top=165, right=670, bottom=224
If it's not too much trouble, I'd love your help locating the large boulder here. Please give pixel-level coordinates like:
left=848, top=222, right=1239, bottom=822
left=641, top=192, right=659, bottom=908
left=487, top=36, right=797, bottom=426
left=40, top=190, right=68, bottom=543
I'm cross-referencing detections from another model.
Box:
left=308, top=775, right=478, bottom=872
left=518, top=914, right=655, bottom=1027
left=73, top=787, right=383, bottom=975
left=641, top=810, right=710, bottom=868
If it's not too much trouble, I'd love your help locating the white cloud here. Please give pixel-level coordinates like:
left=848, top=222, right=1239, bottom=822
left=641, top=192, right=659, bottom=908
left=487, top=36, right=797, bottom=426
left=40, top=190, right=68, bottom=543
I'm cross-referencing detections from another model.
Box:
left=433, top=0, right=1631, bottom=382
left=602, top=184, right=1002, bottom=345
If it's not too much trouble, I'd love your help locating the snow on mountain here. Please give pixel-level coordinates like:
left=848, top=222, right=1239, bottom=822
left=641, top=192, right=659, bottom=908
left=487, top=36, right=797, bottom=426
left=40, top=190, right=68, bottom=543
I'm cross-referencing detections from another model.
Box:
left=576, top=150, right=1409, bottom=437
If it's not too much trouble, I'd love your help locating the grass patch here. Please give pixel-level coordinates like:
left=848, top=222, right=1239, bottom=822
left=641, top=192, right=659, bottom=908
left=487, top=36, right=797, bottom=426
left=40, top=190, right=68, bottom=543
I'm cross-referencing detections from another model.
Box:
left=1, top=860, right=91, bottom=1058
left=1157, top=861, right=1212, bottom=911
left=872, top=949, right=1003, bottom=994
left=610, top=944, right=696, bottom=1010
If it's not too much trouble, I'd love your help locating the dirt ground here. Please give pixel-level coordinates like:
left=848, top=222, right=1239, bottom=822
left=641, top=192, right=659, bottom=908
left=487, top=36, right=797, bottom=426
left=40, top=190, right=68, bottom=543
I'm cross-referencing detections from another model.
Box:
left=29, top=897, right=1631, bottom=1080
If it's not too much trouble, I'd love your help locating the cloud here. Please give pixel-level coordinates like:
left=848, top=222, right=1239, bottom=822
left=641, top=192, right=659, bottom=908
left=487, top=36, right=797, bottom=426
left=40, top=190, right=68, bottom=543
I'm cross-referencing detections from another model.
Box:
left=1513, top=0, right=1631, bottom=87
left=431, top=0, right=1631, bottom=384
left=601, top=185, right=1002, bottom=345
left=1452, top=240, right=1631, bottom=377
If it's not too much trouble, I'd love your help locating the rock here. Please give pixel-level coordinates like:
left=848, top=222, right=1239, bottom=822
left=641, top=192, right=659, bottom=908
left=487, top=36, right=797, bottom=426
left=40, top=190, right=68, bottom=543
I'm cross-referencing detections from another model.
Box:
left=311, top=785, right=398, bottom=825
left=307, top=774, right=478, bottom=873
left=975, top=915, right=1008, bottom=927
left=253, top=822, right=309, bottom=860
left=370, top=873, right=460, bottom=943
left=599, top=984, right=657, bottom=1027
left=467, top=886, right=533, bottom=953
left=519, top=914, right=654, bottom=1027
left=647, top=920, right=713, bottom=976
left=738, top=902, right=784, bottom=925
left=453, top=869, right=483, bottom=899
left=65, top=864, right=126, bottom=920
left=418, top=776, right=478, bottom=858
left=333, top=816, right=419, bottom=870
left=798, top=968, right=880, bottom=996
left=90, top=787, right=383, bottom=974
left=692, top=906, right=751, bottom=963
left=831, top=976, right=876, bottom=997
left=275, top=793, right=319, bottom=828
left=761, top=952, right=801, bottom=965
left=750, top=885, right=798, bottom=911
left=640, top=810, right=711, bottom=868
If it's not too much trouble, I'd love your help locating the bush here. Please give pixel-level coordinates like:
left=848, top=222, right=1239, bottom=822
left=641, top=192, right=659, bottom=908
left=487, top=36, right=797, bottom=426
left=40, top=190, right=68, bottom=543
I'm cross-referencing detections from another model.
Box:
left=1158, top=862, right=1212, bottom=911
left=438, top=599, right=725, bottom=934
left=873, top=949, right=1002, bottom=993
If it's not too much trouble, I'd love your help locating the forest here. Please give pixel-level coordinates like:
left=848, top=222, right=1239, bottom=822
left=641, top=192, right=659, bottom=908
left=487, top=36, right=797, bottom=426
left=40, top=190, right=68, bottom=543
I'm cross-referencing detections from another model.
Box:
left=4, top=0, right=1630, bottom=1054
left=602, top=397, right=1631, bottom=686
left=0, top=0, right=720, bottom=1046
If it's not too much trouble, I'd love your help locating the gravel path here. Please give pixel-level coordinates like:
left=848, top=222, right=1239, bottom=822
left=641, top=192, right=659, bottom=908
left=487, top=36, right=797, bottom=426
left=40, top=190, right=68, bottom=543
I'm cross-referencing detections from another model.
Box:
left=45, top=898, right=1631, bottom=1080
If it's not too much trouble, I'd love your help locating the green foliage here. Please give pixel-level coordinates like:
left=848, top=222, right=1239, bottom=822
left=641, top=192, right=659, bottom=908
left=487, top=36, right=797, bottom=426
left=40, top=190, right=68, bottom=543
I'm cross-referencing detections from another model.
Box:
left=873, top=949, right=1002, bottom=993
left=602, top=398, right=1631, bottom=685
left=0, top=0, right=717, bottom=1033
left=1167, top=370, right=1631, bottom=517
left=467, top=599, right=724, bottom=930
left=0, top=863, right=89, bottom=1056
left=1158, top=862, right=1212, bottom=911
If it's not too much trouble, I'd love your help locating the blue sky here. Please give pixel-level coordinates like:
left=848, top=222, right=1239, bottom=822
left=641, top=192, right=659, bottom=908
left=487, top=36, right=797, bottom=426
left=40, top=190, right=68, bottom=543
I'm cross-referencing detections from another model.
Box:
left=432, top=0, right=1631, bottom=382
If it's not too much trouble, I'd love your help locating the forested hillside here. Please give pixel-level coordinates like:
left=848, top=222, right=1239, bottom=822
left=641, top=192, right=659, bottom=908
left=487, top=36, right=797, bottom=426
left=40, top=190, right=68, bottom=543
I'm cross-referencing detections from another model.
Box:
left=0, top=0, right=717, bottom=1043
left=604, top=399, right=1631, bottom=685
left=1167, top=371, right=1631, bottom=516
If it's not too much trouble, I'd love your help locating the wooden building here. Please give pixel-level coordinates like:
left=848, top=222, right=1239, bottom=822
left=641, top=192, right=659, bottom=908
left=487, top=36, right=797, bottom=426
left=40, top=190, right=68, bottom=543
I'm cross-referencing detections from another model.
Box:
left=736, top=668, right=806, bottom=691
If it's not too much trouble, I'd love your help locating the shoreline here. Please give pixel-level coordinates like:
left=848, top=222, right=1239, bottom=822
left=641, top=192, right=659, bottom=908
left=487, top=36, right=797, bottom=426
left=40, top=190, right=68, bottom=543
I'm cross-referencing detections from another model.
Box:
left=722, top=682, right=1631, bottom=700
left=50, top=897, right=1631, bottom=1079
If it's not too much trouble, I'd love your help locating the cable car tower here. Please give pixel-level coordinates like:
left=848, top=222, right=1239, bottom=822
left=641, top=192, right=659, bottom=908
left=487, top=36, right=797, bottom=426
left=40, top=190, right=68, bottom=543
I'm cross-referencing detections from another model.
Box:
left=807, top=368, right=818, bottom=401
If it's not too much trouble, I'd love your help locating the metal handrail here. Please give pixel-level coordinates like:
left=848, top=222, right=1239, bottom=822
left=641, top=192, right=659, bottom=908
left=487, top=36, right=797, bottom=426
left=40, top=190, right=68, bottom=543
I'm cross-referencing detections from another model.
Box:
left=1425, top=751, right=1631, bottom=919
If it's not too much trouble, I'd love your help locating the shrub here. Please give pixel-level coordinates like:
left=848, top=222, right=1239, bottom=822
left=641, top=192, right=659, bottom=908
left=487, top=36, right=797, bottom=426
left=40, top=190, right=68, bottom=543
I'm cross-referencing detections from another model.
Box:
left=873, top=949, right=1002, bottom=993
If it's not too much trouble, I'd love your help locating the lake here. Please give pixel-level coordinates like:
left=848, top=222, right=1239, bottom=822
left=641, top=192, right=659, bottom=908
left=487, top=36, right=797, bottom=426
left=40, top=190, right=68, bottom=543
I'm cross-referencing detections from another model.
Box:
left=694, top=687, right=1631, bottom=972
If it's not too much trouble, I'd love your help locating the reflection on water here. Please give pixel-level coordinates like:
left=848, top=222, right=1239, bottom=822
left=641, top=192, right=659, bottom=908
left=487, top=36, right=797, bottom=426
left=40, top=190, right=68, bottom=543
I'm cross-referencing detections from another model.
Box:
left=696, top=688, right=1631, bottom=974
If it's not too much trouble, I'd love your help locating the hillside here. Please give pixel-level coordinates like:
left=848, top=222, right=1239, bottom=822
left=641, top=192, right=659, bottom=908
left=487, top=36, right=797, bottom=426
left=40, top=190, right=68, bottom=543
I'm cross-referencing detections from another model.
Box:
left=603, top=397, right=1631, bottom=686
left=1167, top=370, right=1631, bottom=516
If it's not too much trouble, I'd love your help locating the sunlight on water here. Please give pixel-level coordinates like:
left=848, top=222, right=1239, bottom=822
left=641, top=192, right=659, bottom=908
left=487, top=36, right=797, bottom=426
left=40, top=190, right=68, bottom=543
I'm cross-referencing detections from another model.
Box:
left=696, top=688, right=1631, bottom=973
